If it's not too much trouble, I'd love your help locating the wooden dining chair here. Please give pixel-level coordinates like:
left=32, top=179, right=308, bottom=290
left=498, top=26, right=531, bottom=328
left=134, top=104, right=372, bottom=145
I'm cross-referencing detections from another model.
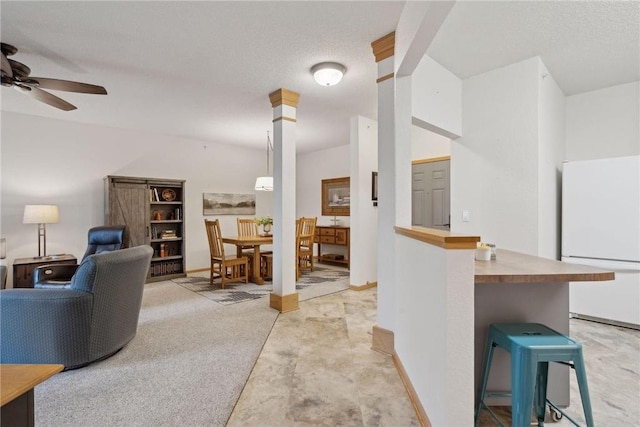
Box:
left=236, top=218, right=259, bottom=256
left=296, top=217, right=317, bottom=279
left=237, top=218, right=259, bottom=238
left=237, top=218, right=271, bottom=279
left=204, top=219, right=248, bottom=288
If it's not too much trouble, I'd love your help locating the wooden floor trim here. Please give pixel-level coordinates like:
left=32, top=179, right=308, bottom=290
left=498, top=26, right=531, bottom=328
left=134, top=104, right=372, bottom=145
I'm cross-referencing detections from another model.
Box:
left=392, top=352, right=432, bottom=427
left=349, top=281, right=377, bottom=291
left=371, top=325, right=431, bottom=426
left=186, top=267, right=209, bottom=274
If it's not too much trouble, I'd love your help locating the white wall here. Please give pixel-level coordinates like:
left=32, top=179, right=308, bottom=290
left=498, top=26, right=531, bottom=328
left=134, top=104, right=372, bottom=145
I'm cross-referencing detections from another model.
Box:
left=538, top=61, right=566, bottom=259
left=452, top=57, right=541, bottom=255
left=1, top=112, right=267, bottom=284
left=566, top=81, right=640, bottom=161
left=411, top=55, right=462, bottom=138
left=296, top=144, right=350, bottom=228
left=350, top=115, right=378, bottom=287
left=411, top=125, right=451, bottom=160
left=395, top=235, right=475, bottom=426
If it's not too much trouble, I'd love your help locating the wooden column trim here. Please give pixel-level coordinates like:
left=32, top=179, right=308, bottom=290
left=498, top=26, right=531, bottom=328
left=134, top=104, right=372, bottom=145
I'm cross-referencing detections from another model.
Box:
left=269, top=88, right=300, bottom=108
left=272, top=116, right=297, bottom=123
left=376, top=73, right=395, bottom=84
left=270, top=292, right=299, bottom=313
left=371, top=31, right=395, bottom=62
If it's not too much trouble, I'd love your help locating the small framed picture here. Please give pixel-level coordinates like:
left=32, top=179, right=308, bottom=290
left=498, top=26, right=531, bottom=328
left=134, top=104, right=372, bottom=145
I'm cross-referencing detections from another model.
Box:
left=321, top=177, right=350, bottom=216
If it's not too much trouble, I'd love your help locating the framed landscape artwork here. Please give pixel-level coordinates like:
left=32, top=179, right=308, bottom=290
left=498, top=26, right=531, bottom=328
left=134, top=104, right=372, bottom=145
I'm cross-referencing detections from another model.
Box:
left=203, top=193, right=256, bottom=215
left=321, top=177, right=350, bottom=216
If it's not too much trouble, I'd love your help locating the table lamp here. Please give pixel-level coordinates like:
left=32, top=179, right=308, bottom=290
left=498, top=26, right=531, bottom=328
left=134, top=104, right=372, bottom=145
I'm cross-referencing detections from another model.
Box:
left=23, top=205, right=59, bottom=257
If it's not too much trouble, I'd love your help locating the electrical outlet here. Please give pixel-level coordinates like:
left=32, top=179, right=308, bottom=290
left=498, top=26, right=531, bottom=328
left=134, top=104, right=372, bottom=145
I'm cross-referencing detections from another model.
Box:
left=462, top=210, right=470, bottom=222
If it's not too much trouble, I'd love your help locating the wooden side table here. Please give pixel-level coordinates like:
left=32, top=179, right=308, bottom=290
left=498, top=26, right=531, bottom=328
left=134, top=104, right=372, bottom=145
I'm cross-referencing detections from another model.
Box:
left=12, top=255, right=77, bottom=288
left=314, top=226, right=350, bottom=269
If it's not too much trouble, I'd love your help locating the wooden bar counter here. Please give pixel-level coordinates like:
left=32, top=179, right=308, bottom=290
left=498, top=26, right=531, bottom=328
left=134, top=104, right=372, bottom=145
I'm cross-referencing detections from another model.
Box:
left=473, top=249, right=614, bottom=407
left=475, top=249, right=614, bottom=284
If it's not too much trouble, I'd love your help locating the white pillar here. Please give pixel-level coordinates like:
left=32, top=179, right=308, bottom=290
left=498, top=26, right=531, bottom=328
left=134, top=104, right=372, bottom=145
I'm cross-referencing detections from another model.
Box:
left=269, top=88, right=300, bottom=313
left=371, top=32, right=398, bottom=351
left=349, top=115, right=378, bottom=289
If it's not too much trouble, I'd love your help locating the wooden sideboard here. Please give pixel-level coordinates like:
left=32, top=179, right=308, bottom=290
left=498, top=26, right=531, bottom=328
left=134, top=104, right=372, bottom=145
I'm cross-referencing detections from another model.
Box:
left=314, top=226, right=350, bottom=269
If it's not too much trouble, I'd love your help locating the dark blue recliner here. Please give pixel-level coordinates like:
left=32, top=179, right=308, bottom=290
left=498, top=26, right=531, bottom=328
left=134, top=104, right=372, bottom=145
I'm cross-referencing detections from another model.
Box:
left=33, top=225, right=126, bottom=288
left=0, top=245, right=152, bottom=370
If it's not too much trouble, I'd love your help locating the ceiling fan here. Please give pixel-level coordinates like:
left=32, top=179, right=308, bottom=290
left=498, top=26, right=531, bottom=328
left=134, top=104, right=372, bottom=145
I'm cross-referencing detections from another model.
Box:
left=1, top=42, right=107, bottom=111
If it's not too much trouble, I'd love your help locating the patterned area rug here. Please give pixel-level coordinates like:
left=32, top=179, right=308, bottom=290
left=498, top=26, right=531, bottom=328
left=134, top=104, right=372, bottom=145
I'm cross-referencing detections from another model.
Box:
left=171, top=265, right=349, bottom=306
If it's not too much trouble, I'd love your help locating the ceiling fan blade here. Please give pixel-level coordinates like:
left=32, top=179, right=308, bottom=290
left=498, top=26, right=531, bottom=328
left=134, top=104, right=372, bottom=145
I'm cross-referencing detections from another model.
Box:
left=1, top=52, right=13, bottom=78
left=17, top=85, right=77, bottom=111
left=29, top=77, right=107, bottom=94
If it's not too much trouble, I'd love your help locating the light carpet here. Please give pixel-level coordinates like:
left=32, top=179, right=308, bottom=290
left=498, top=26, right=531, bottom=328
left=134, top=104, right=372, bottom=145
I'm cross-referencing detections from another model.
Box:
left=34, top=280, right=278, bottom=427
left=172, top=265, right=350, bottom=305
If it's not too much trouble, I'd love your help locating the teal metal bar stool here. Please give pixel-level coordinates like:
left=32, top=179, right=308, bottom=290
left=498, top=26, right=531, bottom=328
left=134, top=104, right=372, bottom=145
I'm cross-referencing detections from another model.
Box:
left=475, top=323, right=594, bottom=427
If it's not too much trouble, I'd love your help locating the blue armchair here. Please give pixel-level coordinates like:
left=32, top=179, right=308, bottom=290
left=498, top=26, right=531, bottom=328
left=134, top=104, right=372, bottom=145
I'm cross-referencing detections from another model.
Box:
left=34, top=225, right=127, bottom=288
left=0, top=245, right=152, bottom=370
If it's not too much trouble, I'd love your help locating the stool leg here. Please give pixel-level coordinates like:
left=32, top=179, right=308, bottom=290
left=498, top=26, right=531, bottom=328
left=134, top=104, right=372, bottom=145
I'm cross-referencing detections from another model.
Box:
left=475, top=342, right=496, bottom=426
left=535, top=361, right=549, bottom=425
left=573, top=351, right=594, bottom=427
left=511, top=348, right=537, bottom=427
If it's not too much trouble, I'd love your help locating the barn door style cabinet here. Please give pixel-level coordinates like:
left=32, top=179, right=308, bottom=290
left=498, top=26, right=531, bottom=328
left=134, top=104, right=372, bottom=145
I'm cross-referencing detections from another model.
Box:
left=105, top=176, right=186, bottom=282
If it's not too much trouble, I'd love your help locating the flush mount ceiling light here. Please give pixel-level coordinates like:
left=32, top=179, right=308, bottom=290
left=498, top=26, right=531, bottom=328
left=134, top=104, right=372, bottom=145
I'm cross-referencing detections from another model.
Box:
left=311, top=62, right=346, bottom=86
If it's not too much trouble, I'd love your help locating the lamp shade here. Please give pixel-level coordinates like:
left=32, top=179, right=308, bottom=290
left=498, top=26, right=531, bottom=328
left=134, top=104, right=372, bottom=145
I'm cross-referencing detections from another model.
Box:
left=311, top=62, right=346, bottom=86
left=23, top=205, right=59, bottom=224
left=254, top=176, right=273, bottom=192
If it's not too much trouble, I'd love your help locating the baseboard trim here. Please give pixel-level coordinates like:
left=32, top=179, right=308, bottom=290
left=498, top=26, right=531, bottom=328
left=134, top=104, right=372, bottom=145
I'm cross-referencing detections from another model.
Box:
left=371, top=325, right=394, bottom=355
left=392, top=352, right=432, bottom=427
left=185, top=267, right=209, bottom=274
left=349, top=281, right=377, bottom=291
left=269, top=292, right=299, bottom=313
left=570, top=313, right=640, bottom=330
left=371, top=325, right=431, bottom=426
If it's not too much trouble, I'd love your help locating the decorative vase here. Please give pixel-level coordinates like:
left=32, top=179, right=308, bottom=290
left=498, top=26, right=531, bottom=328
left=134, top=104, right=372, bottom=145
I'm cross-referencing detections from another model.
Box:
left=262, top=224, right=272, bottom=236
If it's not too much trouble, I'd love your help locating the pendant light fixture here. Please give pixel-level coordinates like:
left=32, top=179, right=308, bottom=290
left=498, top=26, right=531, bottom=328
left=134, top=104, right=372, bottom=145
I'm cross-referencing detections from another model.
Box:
left=255, top=131, right=274, bottom=191
left=311, top=62, right=346, bottom=86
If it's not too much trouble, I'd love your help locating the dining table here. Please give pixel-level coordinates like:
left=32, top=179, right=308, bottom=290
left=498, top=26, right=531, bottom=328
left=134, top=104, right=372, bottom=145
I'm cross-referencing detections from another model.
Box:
left=222, top=234, right=273, bottom=285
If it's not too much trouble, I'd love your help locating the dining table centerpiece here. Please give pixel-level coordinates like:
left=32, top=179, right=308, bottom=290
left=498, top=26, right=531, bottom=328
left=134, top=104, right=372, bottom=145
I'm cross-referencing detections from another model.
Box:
left=255, top=216, right=273, bottom=236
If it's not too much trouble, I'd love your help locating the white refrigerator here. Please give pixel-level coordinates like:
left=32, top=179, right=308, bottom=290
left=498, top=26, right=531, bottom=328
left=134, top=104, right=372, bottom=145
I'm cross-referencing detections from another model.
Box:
left=561, top=155, right=640, bottom=328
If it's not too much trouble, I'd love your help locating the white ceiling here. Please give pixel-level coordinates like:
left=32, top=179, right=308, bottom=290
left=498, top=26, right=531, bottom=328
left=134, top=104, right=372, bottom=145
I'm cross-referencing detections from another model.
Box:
left=427, top=1, right=640, bottom=96
left=1, top=1, right=638, bottom=153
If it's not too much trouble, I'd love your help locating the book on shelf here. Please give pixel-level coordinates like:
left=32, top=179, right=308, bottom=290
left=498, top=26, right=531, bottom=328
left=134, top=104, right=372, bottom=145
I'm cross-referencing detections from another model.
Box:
left=160, top=230, right=177, bottom=239
left=153, top=188, right=160, bottom=202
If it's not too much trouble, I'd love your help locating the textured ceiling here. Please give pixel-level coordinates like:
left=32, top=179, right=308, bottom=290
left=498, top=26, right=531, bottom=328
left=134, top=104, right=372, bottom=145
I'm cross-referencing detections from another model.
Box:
left=428, top=1, right=640, bottom=96
left=1, top=1, right=638, bottom=153
left=1, top=1, right=404, bottom=153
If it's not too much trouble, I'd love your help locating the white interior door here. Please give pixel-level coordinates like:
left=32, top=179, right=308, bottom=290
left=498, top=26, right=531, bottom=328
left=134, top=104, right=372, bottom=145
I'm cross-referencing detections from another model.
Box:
left=412, top=160, right=450, bottom=229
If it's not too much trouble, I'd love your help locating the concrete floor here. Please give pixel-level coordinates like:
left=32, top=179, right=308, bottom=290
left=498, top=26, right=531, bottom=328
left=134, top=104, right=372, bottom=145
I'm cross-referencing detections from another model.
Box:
left=229, top=287, right=640, bottom=426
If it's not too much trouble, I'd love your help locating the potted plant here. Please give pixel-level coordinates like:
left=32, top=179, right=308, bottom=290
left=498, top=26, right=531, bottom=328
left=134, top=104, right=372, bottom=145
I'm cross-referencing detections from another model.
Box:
left=255, top=216, right=273, bottom=236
